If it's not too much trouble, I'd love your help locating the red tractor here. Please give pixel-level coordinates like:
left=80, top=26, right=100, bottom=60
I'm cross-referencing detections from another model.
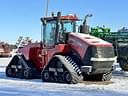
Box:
left=6, top=12, right=116, bottom=84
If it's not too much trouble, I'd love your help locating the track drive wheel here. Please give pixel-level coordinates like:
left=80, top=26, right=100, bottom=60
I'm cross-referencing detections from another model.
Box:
left=119, top=59, right=128, bottom=71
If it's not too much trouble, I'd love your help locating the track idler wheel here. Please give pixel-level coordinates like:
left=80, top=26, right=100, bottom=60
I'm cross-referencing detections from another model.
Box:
left=6, top=67, right=16, bottom=78
left=41, top=70, right=50, bottom=82
left=63, top=71, right=72, bottom=84
left=119, top=59, right=128, bottom=71
left=6, top=67, right=12, bottom=77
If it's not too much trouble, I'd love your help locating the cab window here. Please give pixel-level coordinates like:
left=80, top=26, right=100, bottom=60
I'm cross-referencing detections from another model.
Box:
left=44, top=21, right=56, bottom=46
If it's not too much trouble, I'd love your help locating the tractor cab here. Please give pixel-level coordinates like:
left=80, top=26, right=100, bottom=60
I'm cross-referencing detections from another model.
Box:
left=41, top=12, right=80, bottom=47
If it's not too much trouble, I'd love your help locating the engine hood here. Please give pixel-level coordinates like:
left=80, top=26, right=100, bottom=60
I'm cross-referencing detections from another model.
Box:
left=68, top=33, right=113, bottom=59
left=68, top=33, right=112, bottom=47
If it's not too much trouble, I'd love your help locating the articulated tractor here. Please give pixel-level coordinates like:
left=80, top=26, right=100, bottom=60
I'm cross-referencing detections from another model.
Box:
left=6, top=12, right=116, bottom=84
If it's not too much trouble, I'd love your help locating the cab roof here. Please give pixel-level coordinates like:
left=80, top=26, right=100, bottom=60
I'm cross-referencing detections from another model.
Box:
left=41, top=15, right=80, bottom=22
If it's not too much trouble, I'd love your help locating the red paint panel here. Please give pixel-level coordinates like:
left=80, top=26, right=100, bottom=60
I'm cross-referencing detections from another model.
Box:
left=70, top=33, right=113, bottom=46
left=46, top=44, right=70, bottom=63
left=29, top=47, right=43, bottom=70
left=68, top=35, right=88, bottom=59
left=60, top=16, right=78, bottom=20
left=18, top=43, right=70, bottom=71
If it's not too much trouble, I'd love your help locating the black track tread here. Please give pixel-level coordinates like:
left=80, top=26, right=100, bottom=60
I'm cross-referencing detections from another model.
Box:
left=5, top=55, right=20, bottom=78
left=102, top=71, right=112, bottom=81
left=53, top=55, right=83, bottom=84
left=6, top=54, right=36, bottom=79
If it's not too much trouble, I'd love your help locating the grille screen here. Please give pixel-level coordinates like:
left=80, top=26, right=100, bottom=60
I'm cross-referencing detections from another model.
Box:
left=93, top=46, right=115, bottom=58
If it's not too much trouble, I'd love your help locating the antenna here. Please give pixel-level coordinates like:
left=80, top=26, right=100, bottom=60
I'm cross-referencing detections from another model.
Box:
left=45, top=0, right=50, bottom=17
left=41, top=0, right=50, bottom=48
left=40, top=0, right=50, bottom=66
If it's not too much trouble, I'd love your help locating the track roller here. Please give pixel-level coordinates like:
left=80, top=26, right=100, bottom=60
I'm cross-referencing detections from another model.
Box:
left=23, top=68, right=33, bottom=79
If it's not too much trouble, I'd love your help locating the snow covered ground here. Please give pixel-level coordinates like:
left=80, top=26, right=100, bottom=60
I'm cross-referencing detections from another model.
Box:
left=0, top=57, right=128, bottom=96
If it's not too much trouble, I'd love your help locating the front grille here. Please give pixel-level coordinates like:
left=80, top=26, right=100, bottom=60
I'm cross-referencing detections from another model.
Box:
left=82, top=46, right=115, bottom=66
left=92, top=46, right=115, bottom=58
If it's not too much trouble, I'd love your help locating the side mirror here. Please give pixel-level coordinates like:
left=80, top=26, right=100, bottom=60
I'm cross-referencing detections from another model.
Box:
left=40, top=18, right=47, bottom=25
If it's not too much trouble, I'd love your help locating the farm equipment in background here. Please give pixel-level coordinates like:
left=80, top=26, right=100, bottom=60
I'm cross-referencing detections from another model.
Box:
left=90, top=26, right=111, bottom=39
left=90, top=26, right=128, bottom=71
left=0, top=42, right=11, bottom=57
left=6, top=12, right=115, bottom=84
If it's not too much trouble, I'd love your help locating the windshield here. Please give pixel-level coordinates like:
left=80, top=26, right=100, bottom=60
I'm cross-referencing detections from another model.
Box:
left=42, top=19, right=80, bottom=46
left=59, top=20, right=76, bottom=33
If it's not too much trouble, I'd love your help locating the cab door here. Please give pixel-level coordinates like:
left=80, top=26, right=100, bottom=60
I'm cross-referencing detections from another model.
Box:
left=42, top=20, right=57, bottom=65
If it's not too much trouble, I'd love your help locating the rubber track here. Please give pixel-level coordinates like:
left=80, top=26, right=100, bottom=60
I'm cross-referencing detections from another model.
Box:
left=6, top=54, right=34, bottom=79
left=54, top=55, right=83, bottom=84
